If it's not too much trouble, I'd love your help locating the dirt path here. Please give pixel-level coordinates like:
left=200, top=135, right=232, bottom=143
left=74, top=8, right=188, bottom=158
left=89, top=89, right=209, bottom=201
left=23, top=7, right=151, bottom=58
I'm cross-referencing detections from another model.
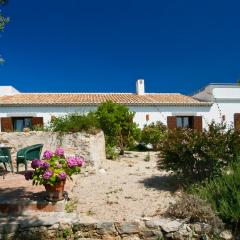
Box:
left=71, top=151, right=179, bottom=222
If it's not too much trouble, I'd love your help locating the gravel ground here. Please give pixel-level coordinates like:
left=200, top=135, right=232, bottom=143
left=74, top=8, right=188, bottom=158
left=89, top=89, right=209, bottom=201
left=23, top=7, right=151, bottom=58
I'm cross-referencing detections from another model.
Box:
left=70, top=151, right=180, bottom=222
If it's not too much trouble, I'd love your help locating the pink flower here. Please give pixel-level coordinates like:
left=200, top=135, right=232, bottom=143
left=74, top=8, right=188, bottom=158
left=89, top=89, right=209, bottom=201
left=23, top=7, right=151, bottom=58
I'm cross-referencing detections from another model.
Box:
left=55, top=147, right=64, bottom=156
left=67, top=156, right=84, bottom=167
left=43, top=150, right=53, bottom=159
left=58, top=172, right=67, bottom=180
left=31, top=159, right=42, bottom=169
left=67, top=157, right=78, bottom=167
left=75, top=156, right=85, bottom=167
left=42, top=170, right=53, bottom=179
left=41, top=161, right=50, bottom=169
left=24, top=171, right=34, bottom=180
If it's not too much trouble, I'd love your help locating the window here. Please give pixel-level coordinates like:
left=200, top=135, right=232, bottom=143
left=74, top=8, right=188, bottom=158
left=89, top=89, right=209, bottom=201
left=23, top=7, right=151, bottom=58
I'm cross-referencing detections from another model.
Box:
left=176, top=116, right=193, bottom=128
left=13, top=117, right=32, bottom=132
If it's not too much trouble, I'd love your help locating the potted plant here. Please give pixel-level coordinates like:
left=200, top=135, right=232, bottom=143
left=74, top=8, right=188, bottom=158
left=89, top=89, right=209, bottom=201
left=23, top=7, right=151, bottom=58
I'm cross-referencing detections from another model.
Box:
left=25, top=147, right=84, bottom=201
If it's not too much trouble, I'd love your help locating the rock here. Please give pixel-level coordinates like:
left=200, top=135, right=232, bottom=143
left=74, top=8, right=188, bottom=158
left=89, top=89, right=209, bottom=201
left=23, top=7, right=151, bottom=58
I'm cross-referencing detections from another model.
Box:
left=102, top=235, right=121, bottom=240
left=99, top=168, right=106, bottom=174
left=191, top=223, right=202, bottom=234
left=96, top=222, right=117, bottom=235
left=122, top=236, right=140, bottom=240
left=154, top=218, right=183, bottom=233
left=116, top=222, right=140, bottom=235
left=146, top=217, right=183, bottom=233
left=141, top=229, right=163, bottom=239
left=145, top=220, right=159, bottom=229
left=220, top=230, right=233, bottom=240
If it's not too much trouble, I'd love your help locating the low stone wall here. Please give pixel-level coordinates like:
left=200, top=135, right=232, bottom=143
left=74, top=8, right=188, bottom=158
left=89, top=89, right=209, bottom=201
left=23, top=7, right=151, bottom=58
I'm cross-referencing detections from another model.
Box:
left=0, top=131, right=106, bottom=170
left=0, top=213, right=232, bottom=240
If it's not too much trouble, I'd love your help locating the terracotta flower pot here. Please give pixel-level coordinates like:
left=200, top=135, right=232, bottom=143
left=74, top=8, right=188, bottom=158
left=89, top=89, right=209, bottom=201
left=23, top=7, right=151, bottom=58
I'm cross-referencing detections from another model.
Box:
left=44, top=180, right=65, bottom=202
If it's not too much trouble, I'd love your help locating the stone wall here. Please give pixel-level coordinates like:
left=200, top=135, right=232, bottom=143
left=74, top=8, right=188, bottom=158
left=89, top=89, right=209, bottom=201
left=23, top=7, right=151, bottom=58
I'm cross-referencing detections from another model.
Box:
left=0, top=131, right=106, bottom=170
left=0, top=213, right=233, bottom=240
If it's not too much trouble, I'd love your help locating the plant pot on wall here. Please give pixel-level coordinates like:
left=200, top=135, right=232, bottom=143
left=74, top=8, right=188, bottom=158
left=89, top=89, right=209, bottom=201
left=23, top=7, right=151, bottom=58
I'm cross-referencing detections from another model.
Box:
left=44, top=180, right=65, bottom=202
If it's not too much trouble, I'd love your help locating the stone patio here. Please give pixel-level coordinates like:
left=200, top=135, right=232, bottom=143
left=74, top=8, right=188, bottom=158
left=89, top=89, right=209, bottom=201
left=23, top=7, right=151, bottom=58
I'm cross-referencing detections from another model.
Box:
left=0, top=168, right=74, bottom=216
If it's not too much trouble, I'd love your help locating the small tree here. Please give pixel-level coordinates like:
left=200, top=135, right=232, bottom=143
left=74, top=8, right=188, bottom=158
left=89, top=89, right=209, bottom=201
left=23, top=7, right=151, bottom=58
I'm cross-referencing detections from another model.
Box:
left=96, top=101, right=141, bottom=154
left=0, top=0, right=9, bottom=64
left=141, top=121, right=166, bottom=150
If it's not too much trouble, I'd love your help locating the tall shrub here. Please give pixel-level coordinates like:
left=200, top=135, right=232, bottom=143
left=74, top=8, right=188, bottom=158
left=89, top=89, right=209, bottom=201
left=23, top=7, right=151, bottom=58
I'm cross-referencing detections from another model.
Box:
left=158, top=122, right=240, bottom=184
left=141, top=121, right=166, bottom=150
left=96, top=101, right=141, bottom=154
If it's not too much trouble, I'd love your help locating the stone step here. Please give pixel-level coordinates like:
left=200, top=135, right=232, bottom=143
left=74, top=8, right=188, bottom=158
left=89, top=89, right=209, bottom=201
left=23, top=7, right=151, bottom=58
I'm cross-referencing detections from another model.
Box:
left=0, top=198, right=65, bottom=216
left=0, top=212, right=79, bottom=234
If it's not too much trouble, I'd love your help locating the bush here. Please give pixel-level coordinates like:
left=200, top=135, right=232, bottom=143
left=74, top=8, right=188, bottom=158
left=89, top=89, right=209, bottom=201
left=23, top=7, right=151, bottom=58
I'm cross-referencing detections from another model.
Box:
left=166, top=193, right=223, bottom=231
left=158, top=122, right=240, bottom=184
left=50, top=112, right=100, bottom=134
left=191, top=161, right=240, bottom=232
left=106, top=144, right=118, bottom=160
left=141, top=121, right=166, bottom=150
left=96, top=101, right=141, bottom=154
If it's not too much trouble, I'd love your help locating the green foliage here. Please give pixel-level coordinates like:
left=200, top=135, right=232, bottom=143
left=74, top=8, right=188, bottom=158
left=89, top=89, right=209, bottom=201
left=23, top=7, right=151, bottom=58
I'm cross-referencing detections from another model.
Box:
left=0, top=0, right=9, bottom=64
left=0, top=0, right=8, bottom=31
left=50, top=112, right=100, bottom=134
left=65, top=198, right=78, bottom=213
left=106, top=144, right=118, bottom=160
left=158, top=122, right=240, bottom=184
left=96, top=101, right=141, bottom=154
left=141, top=121, right=166, bottom=150
left=191, top=161, right=240, bottom=230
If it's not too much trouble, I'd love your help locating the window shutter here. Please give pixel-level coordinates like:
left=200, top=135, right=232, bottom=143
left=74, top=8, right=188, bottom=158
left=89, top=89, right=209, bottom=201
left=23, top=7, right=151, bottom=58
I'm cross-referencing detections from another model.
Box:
left=234, top=113, right=240, bottom=129
left=167, top=116, right=176, bottom=129
left=32, top=117, right=44, bottom=127
left=193, top=116, right=202, bottom=131
left=1, top=117, right=13, bottom=132
left=146, top=114, right=150, bottom=121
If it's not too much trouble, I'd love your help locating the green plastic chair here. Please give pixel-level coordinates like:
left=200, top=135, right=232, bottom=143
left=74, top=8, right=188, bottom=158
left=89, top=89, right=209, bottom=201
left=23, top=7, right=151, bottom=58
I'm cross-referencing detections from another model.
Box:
left=0, top=147, right=13, bottom=173
left=16, top=144, right=43, bottom=173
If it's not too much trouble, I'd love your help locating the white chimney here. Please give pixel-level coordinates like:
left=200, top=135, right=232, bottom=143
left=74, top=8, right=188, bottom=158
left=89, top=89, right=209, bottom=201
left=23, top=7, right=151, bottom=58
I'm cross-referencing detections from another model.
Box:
left=136, top=79, right=145, bottom=95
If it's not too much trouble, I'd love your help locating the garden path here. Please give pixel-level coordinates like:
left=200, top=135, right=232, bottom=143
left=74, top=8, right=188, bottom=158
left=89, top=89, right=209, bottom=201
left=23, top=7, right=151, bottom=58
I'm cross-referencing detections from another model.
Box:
left=71, top=151, right=180, bottom=221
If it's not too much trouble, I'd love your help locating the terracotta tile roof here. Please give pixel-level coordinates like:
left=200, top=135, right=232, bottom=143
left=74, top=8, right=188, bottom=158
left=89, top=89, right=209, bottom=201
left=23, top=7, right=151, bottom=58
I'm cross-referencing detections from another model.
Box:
left=0, top=93, right=212, bottom=106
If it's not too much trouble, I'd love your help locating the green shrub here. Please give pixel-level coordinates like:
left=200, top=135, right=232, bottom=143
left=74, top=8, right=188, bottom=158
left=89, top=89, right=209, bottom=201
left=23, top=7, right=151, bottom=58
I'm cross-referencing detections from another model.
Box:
left=191, top=161, right=240, bottom=231
left=141, top=121, right=166, bottom=150
left=106, top=144, right=118, bottom=160
left=158, top=122, right=240, bottom=184
left=96, top=101, right=141, bottom=154
left=50, top=112, right=100, bottom=134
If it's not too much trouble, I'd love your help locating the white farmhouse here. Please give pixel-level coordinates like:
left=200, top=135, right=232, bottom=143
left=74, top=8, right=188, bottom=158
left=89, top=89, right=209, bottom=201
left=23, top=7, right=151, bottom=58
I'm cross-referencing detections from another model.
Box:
left=0, top=80, right=239, bottom=132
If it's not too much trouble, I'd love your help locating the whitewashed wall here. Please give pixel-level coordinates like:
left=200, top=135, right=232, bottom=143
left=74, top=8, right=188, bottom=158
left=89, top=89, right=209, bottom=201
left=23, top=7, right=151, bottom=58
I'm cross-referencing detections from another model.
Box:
left=0, top=106, right=97, bottom=130
left=129, top=105, right=211, bottom=129
left=0, top=105, right=212, bottom=130
left=194, top=86, right=240, bottom=128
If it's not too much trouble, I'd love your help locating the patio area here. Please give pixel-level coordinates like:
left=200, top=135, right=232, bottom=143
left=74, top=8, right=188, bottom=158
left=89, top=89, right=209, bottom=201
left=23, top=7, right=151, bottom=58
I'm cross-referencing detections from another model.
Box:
left=0, top=168, right=74, bottom=216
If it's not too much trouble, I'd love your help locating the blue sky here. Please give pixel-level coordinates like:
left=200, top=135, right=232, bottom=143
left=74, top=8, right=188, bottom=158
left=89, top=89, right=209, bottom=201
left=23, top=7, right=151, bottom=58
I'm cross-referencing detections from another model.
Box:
left=1, top=0, right=240, bottom=94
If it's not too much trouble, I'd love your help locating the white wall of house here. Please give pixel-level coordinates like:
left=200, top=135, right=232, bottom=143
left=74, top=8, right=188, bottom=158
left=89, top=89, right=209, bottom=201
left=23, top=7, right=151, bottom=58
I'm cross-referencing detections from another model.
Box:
left=0, top=104, right=212, bottom=130
left=0, top=106, right=97, bottom=130
left=193, top=85, right=240, bottom=128
left=1, top=83, right=240, bottom=131
left=129, top=105, right=211, bottom=128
